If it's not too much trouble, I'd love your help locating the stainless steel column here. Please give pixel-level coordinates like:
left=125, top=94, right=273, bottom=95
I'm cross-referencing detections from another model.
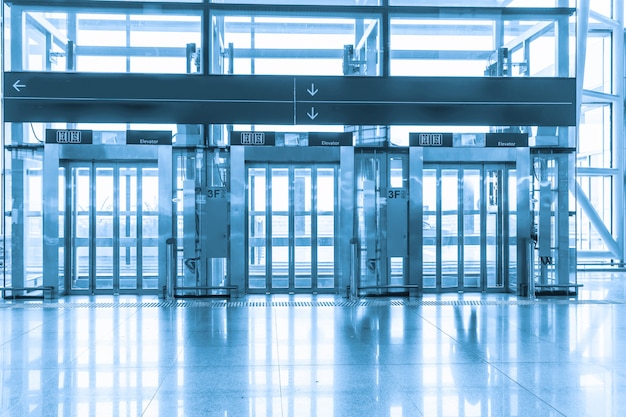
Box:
left=409, top=147, right=423, bottom=296
left=516, top=147, right=531, bottom=296
left=230, top=146, right=245, bottom=297
left=42, top=144, right=60, bottom=298
left=339, top=146, right=354, bottom=294
left=157, top=145, right=173, bottom=298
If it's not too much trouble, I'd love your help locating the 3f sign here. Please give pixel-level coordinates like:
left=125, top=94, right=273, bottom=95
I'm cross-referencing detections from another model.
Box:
left=207, top=188, right=226, bottom=199
left=387, top=190, right=406, bottom=199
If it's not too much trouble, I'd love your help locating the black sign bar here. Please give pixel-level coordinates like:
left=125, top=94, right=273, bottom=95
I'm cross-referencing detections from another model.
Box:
left=5, top=72, right=576, bottom=126
left=410, top=132, right=529, bottom=147
left=485, top=133, right=528, bottom=147
left=5, top=72, right=294, bottom=125
left=308, top=132, right=353, bottom=146
left=45, top=129, right=93, bottom=144
left=230, top=131, right=276, bottom=146
left=127, top=130, right=172, bottom=145
left=295, top=76, right=576, bottom=126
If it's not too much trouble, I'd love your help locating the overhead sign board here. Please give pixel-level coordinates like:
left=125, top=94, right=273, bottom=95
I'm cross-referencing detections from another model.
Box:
left=410, top=132, right=528, bottom=147
left=5, top=72, right=576, bottom=127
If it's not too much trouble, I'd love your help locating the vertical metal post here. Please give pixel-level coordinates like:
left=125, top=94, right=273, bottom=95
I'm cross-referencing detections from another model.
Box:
left=165, top=238, right=176, bottom=300
left=350, top=238, right=359, bottom=298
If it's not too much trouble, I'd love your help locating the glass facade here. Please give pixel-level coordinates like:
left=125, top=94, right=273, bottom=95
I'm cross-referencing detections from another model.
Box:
left=2, top=0, right=623, bottom=296
left=4, top=3, right=575, bottom=78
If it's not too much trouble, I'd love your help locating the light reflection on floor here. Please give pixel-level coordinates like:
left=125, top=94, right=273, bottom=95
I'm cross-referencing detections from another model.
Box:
left=1, top=271, right=626, bottom=416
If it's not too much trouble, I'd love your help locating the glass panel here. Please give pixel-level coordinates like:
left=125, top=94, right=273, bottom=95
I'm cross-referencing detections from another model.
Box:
left=77, top=13, right=201, bottom=74
left=422, top=169, right=437, bottom=288
left=486, top=169, right=503, bottom=288
left=317, top=168, right=335, bottom=289
left=58, top=167, right=66, bottom=293
left=271, top=168, right=289, bottom=288
left=389, top=158, right=404, bottom=188
left=441, top=169, right=459, bottom=288
left=95, top=167, right=114, bottom=290
left=18, top=11, right=202, bottom=73
left=508, top=169, right=518, bottom=291
left=213, top=15, right=380, bottom=76
left=142, top=167, right=159, bottom=290
left=248, top=167, right=267, bottom=289
left=71, top=166, right=90, bottom=290
left=584, top=31, right=612, bottom=94
left=25, top=158, right=43, bottom=288
left=390, top=14, right=573, bottom=77
left=390, top=257, right=403, bottom=285
left=294, top=168, right=311, bottom=288
left=578, top=103, right=612, bottom=169
left=463, top=169, right=481, bottom=288
left=119, top=167, right=137, bottom=290
left=390, top=18, right=494, bottom=76
left=590, top=0, right=613, bottom=18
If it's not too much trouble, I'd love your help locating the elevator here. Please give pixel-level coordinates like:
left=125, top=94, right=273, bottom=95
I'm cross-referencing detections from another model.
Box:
left=409, top=143, right=531, bottom=296
left=41, top=141, right=172, bottom=297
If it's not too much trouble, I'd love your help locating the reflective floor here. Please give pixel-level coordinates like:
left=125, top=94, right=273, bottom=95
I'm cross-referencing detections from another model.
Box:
left=1, top=271, right=626, bottom=417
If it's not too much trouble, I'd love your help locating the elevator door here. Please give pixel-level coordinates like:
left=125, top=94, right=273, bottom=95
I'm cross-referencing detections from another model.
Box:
left=422, top=164, right=513, bottom=292
left=247, top=164, right=337, bottom=293
left=66, top=162, right=159, bottom=294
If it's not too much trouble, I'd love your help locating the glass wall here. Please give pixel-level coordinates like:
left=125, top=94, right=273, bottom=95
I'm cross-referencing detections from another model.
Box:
left=5, top=2, right=574, bottom=78
left=211, top=13, right=380, bottom=75
left=9, top=7, right=202, bottom=73
left=390, top=13, right=574, bottom=77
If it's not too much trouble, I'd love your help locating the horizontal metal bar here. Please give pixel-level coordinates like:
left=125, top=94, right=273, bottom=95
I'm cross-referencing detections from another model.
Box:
left=358, top=285, right=420, bottom=289
left=534, top=284, right=583, bottom=288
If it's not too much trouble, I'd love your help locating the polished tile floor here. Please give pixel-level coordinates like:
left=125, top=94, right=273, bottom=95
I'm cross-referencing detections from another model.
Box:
left=1, top=271, right=626, bottom=417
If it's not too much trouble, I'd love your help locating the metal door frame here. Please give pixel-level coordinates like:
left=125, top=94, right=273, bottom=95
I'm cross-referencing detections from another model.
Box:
left=410, top=147, right=530, bottom=295
left=42, top=144, right=172, bottom=297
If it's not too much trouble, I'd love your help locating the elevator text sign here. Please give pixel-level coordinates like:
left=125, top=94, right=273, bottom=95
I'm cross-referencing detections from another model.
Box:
left=45, top=129, right=93, bottom=144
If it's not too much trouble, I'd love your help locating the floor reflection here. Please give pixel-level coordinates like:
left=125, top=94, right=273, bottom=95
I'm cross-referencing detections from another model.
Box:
left=1, top=272, right=626, bottom=416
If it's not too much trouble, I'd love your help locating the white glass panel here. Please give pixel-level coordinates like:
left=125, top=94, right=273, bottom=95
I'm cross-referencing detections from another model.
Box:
left=441, top=169, right=459, bottom=288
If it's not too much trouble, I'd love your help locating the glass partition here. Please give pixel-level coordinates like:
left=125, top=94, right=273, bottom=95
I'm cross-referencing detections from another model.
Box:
left=390, top=12, right=575, bottom=77
left=11, top=8, right=202, bottom=73
left=211, top=13, right=381, bottom=75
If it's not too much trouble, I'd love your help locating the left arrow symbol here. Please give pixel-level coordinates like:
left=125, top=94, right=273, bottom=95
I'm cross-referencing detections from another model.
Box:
left=307, top=107, right=319, bottom=120
left=13, top=80, right=26, bottom=92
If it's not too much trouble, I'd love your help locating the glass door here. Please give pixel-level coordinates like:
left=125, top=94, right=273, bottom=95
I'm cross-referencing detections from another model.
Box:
left=67, top=162, right=158, bottom=294
left=246, top=164, right=337, bottom=293
left=421, top=164, right=511, bottom=293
